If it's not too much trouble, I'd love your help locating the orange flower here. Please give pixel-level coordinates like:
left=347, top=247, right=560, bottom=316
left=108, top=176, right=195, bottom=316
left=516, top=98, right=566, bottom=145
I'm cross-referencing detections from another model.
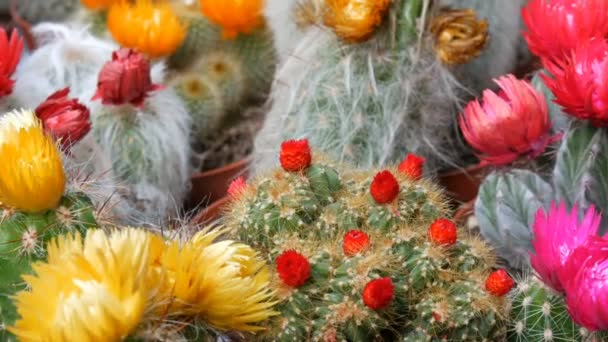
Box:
left=324, top=0, right=392, bottom=42
left=107, top=0, right=187, bottom=58
left=200, top=0, right=264, bottom=40
left=80, top=0, right=118, bottom=10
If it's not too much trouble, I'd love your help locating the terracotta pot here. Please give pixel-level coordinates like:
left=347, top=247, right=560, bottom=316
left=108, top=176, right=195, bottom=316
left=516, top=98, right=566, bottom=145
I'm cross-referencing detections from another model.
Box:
left=437, top=164, right=489, bottom=204
left=187, top=157, right=252, bottom=211
left=191, top=196, right=231, bottom=225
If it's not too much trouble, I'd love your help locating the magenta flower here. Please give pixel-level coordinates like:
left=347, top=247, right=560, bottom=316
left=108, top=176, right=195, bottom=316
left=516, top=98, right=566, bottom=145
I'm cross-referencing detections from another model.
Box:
left=522, top=0, right=608, bottom=64
left=459, top=74, right=558, bottom=166
left=530, top=202, right=602, bottom=293
left=561, top=236, right=608, bottom=331
left=543, top=39, right=608, bottom=126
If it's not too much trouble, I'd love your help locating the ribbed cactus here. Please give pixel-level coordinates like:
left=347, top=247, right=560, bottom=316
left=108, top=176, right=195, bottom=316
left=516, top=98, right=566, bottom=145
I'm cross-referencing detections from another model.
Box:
left=3, top=0, right=79, bottom=23
left=508, top=276, right=607, bottom=342
left=253, top=0, right=470, bottom=175
left=223, top=145, right=510, bottom=340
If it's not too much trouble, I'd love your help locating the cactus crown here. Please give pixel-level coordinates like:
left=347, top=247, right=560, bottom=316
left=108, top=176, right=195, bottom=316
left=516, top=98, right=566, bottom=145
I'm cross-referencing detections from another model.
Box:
left=224, top=144, right=509, bottom=340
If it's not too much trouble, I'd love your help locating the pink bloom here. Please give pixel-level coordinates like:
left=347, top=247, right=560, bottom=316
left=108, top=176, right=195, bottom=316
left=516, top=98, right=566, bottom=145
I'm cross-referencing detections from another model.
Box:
left=36, top=88, right=91, bottom=150
left=530, top=202, right=602, bottom=293
left=561, top=236, right=608, bottom=331
left=0, top=28, right=23, bottom=98
left=522, top=0, right=608, bottom=64
left=542, top=39, right=608, bottom=126
left=227, top=176, right=246, bottom=199
left=459, top=74, right=558, bottom=166
left=92, top=48, right=163, bottom=107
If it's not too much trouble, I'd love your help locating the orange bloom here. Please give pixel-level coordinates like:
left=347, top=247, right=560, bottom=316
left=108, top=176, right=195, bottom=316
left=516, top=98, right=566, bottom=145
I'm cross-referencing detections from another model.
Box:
left=80, top=0, right=118, bottom=10
left=107, top=0, right=187, bottom=58
left=324, top=0, right=392, bottom=42
left=200, top=0, right=264, bottom=40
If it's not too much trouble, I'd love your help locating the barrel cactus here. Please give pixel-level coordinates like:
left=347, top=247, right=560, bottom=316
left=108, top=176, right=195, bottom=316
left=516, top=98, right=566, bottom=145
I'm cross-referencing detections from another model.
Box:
left=222, top=140, right=512, bottom=341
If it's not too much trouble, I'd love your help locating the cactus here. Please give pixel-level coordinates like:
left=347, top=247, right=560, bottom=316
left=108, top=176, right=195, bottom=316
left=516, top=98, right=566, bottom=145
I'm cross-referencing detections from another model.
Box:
left=507, top=276, right=607, bottom=342
left=223, top=147, right=510, bottom=340
left=252, top=0, right=470, bottom=175
left=3, top=0, right=79, bottom=23
left=532, top=72, right=572, bottom=134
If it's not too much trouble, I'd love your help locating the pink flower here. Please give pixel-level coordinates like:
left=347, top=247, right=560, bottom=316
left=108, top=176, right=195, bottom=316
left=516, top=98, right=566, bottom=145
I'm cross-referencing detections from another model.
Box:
left=36, top=88, right=91, bottom=150
left=0, top=28, right=23, bottom=98
left=522, top=0, right=608, bottom=64
left=561, top=236, right=608, bottom=331
left=92, top=48, right=163, bottom=107
left=542, top=39, right=608, bottom=126
left=458, top=74, right=558, bottom=166
left=530, top=202, right=602, bottom=293
left=227, top=176, right=246, bottom=199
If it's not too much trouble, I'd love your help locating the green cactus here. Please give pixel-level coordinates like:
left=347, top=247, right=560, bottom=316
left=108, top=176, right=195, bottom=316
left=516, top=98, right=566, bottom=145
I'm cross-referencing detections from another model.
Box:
left=9, top=0, right=79, bottom=23
left=223, top=150, right=510, bottom=340
left=507, top=277, right=604, bottom=342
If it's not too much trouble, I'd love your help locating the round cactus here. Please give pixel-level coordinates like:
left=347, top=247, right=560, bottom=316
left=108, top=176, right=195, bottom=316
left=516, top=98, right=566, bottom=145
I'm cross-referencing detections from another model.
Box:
left=9, top=0, right=79, bottom=23
left=223, top=143, right=511, bottom=340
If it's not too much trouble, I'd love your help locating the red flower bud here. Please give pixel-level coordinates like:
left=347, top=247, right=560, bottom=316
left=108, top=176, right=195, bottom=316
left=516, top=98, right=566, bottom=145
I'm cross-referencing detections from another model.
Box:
left=92, top=48, right=163, bottom=107
left=363, top=277, right=394, bottom=310
left=0, top=28, right=23, bottom=98
left=428, top=218, right=458, bottom=246
left=279, top=139, right=312, bottom=172
left=370, top=170, right=399, bottom=204
left=485, top=269, right=515, bottom=297
left=343, top=230, right=370, bottom=256
left=398, top=153, right=425, bottom=180
left=276, top=250, right=311, bottom=287
left=35, top=88, right=91, bottom=150
left=227, top=176, right=247, bottom=199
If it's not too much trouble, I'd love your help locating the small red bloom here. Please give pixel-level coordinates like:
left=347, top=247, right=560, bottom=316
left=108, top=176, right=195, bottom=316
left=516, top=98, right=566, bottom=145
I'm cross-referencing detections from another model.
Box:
left=398, top=153, right=425, bottom=180
left=370, top=170, right=399, bottom=204
left=0, top=28, right=23, bottom=98
left=279, top=139, right=312, bottom=172
left=227, top=176, right=247, bottom=199
left=36, top=88, right=91, bottom=150
left=428, top=218, right=458, bottom=246
left=485, top=269, right=515, bottom=297
left=362, top=277, right=394, bottom=310
left=343, top=230, right=370, bottom=256
left=276, top=250, right=311, bottom=287
left=92, top=48, right=163, bottom=107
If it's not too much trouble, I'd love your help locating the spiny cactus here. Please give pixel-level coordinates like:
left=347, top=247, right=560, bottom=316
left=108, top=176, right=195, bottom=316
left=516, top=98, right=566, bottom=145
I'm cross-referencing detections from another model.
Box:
left=508, top=276, right=607, bottom=342
left=5, top=0, right=79, bottom=23
left=223, top=143, right=511, bottom=341
left=253, top=0, right=470, bottom=175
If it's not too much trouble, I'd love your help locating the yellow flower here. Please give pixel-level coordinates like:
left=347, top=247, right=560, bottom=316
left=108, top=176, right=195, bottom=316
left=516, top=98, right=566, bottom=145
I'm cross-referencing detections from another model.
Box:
left=9, top=228, right=153, bottom=342
left=158, top=228, right=278, bottom=332
left=80, top=0, right=118, bottom=10
left=200, top=0, right=265, bottom=39
left=108, top=0, right=187, bottom=58
left=324, top=0, right=392, bottom=42
left=0, top=109, right=65, bottom=213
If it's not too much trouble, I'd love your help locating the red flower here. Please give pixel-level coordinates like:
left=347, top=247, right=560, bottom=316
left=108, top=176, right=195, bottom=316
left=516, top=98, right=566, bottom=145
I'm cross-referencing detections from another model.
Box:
left=542, top=40, right=608, bottom=126
left=276, top=250, right=311, bottom=287
left=343, top=230, right=370, bottom=256
left=279, top=139, right=312, bottom=172
left=227, top=176, right=246, bottom=199
left=485, top=269, right=515, bottom=297
left=428, top=218, right=457, bottom=246
left=459, top=74, right=558, bottom=166
left=362, top=277, right=394, bottom=310
left=92, top=48, right=163, bottom=107
left=397, top=153, right=425, bottom=180
left=35, top=88, right=91, bottom=150
left=522, top=0, right=608, bottom=64
left=370, top=170, right=399, bottom=204
left=0, top=28, right=23, bottom=98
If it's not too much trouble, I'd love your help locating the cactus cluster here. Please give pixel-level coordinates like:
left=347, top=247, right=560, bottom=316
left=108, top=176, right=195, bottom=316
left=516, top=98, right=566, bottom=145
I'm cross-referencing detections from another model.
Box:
left=223, top=144, right=511, bottom=341
left=167, top=1, right=277, bottom=145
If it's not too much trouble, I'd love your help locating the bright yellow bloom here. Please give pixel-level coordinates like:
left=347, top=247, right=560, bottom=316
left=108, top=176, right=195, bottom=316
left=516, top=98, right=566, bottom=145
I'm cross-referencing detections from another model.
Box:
left=80, top=0, right=119, bottom=10
left=9, top=228, right=153, bottom=342
left=108, top=0, right=187, bottom=58
left=158, top=228, right=278, bottom=332
left=0, top=109, right=65, bottom=213
left=200, top=0, right=264, bottom=39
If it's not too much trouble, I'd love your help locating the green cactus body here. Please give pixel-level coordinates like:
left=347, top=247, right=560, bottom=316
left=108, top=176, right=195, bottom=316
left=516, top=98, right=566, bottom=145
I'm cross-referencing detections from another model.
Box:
left=253, top=1, right=466, bottom=175
left=224, top=154, right=509, bottom=340
left=12, top=0, right=79, bottom=23
left=0, top=193, right=97, bottom=336
left=507, top=277, right=599, bottom=342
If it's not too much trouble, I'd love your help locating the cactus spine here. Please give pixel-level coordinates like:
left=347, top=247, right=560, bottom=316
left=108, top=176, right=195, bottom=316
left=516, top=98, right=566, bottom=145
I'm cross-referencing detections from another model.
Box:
left=223, top=148, right=510, bottom=340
